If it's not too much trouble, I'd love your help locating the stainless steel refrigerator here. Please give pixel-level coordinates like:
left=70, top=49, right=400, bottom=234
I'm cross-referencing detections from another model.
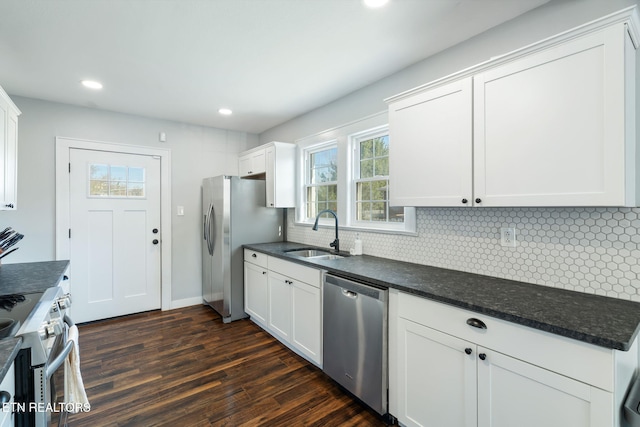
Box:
left=202, top=175, right=283, bottom=322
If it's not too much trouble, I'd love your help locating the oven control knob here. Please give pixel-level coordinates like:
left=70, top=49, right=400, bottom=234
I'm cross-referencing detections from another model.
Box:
left=46, top=323, right=56, bottom=337
left=58, top=297, right=71, bottom=310
left=41, top=320, right=62, bottom=339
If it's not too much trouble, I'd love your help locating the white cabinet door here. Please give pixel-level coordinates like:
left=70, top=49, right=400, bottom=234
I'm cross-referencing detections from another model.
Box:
left=3, top=110, right=17, bottom=210
left=389, top=77, right=473, bottom=207
left=265, top=143, right=295, bottom=208
left=477, top=348, right=612, bottom=427
left=267, top=271, right=292, bottom=342
left=395, top=318, right=477, bottom=427
left=239, top=149, right=266, bottom=177
left=291, top=280, right=321, bottom=365
left=244, top=261, right=268, bottom=326
left=0, top=92, right=18, bottom=211
left=474, top=25, right=630, bottom=207
left=238, top=153, right=253, bottom=177
left=265, top=147, right=276, bottom=207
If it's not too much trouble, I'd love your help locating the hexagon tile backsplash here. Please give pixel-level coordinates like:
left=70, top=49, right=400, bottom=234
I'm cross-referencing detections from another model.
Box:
left=286, top=207, right=640, bottom=302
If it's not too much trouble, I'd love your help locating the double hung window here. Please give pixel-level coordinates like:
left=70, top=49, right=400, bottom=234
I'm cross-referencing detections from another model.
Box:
left=297, top=116, right=415, bottom=233
left=353, top=130, right=404, bottom=225
left=304, top=144, right=338, bottom=219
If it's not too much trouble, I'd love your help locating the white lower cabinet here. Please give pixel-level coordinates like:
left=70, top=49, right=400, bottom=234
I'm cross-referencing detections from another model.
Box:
left=290, top=279, right=321, bottom=363
left=243, top=250, right=322, bottom=366
left=390, top=290, right=635, bottom=427
left=267, top=271, right=293, bottom=342
left=477, top=348, right=611, bottom=427
left=243, top=261, right=269, bottom=327
left=397, top=318, right=476, bottom=427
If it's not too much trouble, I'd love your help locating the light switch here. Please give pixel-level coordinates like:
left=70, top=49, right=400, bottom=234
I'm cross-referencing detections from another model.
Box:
left=177, top=206, right=184, bottom=216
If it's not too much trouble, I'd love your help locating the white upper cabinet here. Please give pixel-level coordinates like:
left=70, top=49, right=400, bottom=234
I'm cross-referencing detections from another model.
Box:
left=386, top=8, right=639, bottom=207
left=265, top=142, right=296, bottom=208
left=389, top=77, right=473, bottom=207
left=238, top=148, right=266, bottom=177
left=0, top=85, right=20, bottom=210
left=239, top=141, right=296, bottom=208
left=474, top=24, right=635, bottom=207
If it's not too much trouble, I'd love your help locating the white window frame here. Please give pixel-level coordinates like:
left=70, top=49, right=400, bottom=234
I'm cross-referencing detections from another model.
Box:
left=302, top=140, right=338, bottom=223
left=350, top=126, right=410, bottom=232
left=295, top=113, right=416, bottom=234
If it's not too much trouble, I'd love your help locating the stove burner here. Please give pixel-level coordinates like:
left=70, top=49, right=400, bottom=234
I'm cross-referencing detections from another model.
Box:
left=0, top=293, right=26, bottom=311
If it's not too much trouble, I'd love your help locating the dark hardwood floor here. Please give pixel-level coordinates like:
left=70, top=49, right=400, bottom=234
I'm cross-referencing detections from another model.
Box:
left=68, top=305, right=390, bottom=426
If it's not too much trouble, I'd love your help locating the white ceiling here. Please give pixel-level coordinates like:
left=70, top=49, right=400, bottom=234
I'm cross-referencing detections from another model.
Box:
left=0, top=0, right=550, bottom=134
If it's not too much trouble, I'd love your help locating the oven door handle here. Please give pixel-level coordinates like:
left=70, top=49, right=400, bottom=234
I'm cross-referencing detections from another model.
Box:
left=45, top=316, right=76, bottom=380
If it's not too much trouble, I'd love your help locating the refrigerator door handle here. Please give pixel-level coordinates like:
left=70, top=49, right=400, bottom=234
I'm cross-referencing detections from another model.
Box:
left=203, top=212, right=208, bottom=242
left=202, top=203, right=213, bottom=255
left=208, top=203, right=216, bottom=255
left=204, top=203, right=211, bottom=251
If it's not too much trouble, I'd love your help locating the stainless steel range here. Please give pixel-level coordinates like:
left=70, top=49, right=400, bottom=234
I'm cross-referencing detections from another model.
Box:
left=9, top=285, right=76, bottom=427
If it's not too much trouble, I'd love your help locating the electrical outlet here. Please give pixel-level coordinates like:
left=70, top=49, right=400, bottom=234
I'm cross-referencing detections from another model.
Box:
left=500, top=227, right=516, bottom=247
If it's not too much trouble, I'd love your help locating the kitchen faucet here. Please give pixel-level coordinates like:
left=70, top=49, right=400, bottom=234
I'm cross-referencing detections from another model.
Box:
left=312, top=209, right=339, bottom=253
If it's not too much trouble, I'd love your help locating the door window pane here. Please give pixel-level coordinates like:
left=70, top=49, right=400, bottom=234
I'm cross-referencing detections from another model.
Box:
left=88, top=163, right=146, bottom=198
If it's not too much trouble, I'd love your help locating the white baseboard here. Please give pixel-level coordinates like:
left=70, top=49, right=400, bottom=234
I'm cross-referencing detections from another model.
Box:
left=169, top=296, right=203, bottom=310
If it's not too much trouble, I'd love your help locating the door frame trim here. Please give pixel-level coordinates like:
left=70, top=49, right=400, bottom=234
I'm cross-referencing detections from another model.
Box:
left=54, top=137, right=172, bottom=312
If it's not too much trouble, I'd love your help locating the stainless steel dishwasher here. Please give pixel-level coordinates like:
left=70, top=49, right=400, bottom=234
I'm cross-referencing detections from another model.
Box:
left=323, top=273, right=388, bottom=415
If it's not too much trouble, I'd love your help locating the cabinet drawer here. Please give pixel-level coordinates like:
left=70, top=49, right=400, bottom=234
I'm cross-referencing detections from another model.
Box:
left=397, top=291, right=617, bottom=391
left=268, top=256, right=321, bottom=288
left=244, top=249, right=268, bottom=269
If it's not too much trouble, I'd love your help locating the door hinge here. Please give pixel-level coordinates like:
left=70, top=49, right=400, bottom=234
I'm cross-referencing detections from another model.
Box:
left=68, top=229, right=71, bottom=239
left=68, top=163, right=71, bottom=173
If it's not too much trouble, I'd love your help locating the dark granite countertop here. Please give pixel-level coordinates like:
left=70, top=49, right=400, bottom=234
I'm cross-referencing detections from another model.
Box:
left=0, top=260, right=69, bottom=295
left=0, top=261, right=70, bottom=378
left=245, top=242, right=640, bottom=351
left=0, top=338, right=21, bottom=382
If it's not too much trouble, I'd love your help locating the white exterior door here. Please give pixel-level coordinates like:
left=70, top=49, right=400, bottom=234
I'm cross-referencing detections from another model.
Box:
left=69, top=148, right=161, bottom=323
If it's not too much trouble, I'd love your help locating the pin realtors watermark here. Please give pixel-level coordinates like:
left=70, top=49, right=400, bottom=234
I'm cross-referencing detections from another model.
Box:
left=2, top=402, right=91, bottom=413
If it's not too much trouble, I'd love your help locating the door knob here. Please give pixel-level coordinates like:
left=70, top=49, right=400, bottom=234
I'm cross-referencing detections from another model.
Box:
left=152, top=239, right=159, bottom=245
left=152, top=228, right=159, bottom=234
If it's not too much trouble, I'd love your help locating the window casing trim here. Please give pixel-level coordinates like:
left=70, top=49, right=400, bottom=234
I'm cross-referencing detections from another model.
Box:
left=295, top=113, right=416, bottom=234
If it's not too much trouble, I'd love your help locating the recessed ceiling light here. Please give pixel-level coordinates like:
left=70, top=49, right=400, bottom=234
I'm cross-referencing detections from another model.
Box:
left=218, top=108, right=233, bottom=116
left=363, top=0, right=389, bottom=8
left=81, top=80, right=103, bottom=90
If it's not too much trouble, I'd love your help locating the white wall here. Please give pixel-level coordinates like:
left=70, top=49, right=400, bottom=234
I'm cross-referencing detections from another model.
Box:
left=0, top=96, right=259, bottom=302
left=261, top=0, right=640, bottom=301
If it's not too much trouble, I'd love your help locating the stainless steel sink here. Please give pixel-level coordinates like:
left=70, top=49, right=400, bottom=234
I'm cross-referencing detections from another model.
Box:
left=308, top=254, right=344, bottom=260
left=284, top=248, right=344, bottom=260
